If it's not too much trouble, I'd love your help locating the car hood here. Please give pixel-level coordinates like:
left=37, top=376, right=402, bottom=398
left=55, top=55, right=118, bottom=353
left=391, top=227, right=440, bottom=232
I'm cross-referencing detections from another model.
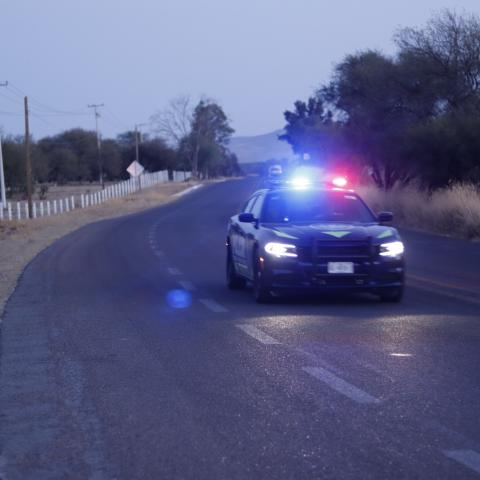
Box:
left=263, top=222, right=400, bottom=245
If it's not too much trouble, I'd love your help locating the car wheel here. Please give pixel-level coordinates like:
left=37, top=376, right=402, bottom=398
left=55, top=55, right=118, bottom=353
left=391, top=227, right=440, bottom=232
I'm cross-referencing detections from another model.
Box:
left=226, top=249, right=246, bottom=290
left=253, top=252, right=272, bottom=303
left=379, top=287, right=404, bottom=303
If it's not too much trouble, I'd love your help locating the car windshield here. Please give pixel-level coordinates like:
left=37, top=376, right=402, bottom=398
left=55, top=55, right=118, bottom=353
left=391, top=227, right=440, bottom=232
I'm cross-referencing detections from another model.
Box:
left=262, top=190, right=375, bottom=224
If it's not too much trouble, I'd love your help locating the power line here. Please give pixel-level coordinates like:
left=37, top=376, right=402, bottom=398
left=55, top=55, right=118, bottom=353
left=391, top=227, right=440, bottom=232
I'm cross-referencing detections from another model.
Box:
left=0, top=90, right=24, bottom=107
left=7, top=82, right=88, bottom=116
left=103, top=106, right=130, bottom=131
left=0, top=109, right=22, bottom=116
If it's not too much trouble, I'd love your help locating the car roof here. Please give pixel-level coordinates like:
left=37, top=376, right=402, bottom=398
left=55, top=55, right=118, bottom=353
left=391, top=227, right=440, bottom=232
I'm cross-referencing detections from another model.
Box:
left=253, top=187, right=358, bottom=196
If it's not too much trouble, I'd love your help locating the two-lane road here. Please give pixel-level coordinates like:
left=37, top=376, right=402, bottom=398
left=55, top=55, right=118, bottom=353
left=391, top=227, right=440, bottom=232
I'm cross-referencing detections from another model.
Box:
left=1, top=177, right=479, bottom=479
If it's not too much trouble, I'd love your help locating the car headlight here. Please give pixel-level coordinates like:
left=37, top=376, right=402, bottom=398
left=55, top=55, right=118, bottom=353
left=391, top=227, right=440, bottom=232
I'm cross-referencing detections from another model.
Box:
left=379, top=241, right=404, bottom=258
left=264, top=242, right=298, bottom=258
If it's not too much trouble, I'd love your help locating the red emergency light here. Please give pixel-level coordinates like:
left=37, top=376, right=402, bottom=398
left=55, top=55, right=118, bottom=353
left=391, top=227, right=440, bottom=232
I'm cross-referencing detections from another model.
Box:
left=331, top=176, right=348, bottom=188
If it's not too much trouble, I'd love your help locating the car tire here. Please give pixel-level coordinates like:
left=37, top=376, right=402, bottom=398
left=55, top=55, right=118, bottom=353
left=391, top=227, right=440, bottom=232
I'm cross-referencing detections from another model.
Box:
left=253, top=252, right=272, bottom=303
left=226, top=249, right=246, bottom=290
left=379, top=287, right=404, bottom=303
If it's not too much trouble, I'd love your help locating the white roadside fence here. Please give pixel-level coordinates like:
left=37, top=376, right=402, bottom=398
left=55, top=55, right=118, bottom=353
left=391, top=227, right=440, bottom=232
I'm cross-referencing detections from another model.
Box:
left=0, top=170, right=190, bottom=222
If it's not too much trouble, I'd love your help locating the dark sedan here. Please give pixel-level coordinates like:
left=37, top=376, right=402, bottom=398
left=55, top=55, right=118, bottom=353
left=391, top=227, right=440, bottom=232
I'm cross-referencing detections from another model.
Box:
left=226, top=186, right=405, bottom=303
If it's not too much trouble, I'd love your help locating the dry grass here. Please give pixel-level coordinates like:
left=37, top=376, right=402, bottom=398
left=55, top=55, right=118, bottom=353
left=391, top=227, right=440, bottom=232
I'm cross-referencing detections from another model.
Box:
left=0, top=181, right=198, bottom=317
left=358, top=183, right=480, bottom=240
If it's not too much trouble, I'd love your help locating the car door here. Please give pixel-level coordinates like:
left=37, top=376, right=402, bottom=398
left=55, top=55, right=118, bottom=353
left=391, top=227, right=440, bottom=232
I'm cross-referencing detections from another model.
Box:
left=230, top=194, right=258, bottom=277
left=244, top=193, right=265, bottom=279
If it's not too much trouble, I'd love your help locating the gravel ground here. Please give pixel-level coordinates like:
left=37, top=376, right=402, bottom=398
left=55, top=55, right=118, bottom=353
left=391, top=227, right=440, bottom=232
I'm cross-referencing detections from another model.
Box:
left=0, top=181, right=198, bottom=317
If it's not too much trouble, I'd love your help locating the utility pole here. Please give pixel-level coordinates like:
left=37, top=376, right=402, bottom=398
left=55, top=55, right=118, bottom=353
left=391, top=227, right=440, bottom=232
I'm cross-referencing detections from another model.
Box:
left=134, top=123, right=147, bottom=163
left=88, top=103, right=104, bottom=188
left=24, top=96, right=33, bottom=218
left=0, top=81, right=8, bottom=207
left=134, top=123, right=147, bottom=190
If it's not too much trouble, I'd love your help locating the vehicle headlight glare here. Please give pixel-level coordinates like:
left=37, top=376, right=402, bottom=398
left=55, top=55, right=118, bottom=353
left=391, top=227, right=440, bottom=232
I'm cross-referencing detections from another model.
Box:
left=264, top=242, right=298, bottom=258
left=379, top=241, right=404, bottom=257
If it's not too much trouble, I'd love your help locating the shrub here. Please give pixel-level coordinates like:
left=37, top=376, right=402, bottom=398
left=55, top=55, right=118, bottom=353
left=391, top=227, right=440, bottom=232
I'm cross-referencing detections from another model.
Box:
left=358, top=183, right=480, bottom=239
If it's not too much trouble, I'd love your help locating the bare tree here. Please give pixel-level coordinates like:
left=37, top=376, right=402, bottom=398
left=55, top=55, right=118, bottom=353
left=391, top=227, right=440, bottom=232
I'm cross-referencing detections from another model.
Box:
left=395, top=10, right=480, bottom=110
left=150, top=96, right=193, bottom=147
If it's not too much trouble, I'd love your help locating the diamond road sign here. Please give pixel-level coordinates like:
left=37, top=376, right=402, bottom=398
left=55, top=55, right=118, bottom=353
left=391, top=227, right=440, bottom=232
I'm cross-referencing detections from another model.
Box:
left=127, top=161, right=144, bottom=177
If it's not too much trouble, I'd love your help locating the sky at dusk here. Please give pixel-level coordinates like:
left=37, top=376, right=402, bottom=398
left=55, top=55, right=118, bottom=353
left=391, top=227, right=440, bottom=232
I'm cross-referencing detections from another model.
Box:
left=1, top=0, right=480, bottom=140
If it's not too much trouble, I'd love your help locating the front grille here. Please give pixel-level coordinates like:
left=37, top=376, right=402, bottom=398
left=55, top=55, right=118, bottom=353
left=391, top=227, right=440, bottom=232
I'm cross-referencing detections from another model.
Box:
left=312, top=275, right=368, bottom=286
left=315, top=240, right=371, bottom=259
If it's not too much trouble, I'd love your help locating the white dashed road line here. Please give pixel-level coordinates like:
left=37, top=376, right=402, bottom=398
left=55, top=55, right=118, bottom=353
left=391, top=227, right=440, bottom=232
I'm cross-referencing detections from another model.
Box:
left=236, top=325, right=281, bottom=345
left=178, top=280, right=196, bottom=291
left=167, top=267, right=182, bottom=275
left=444, top=450, right=480, bottom=474
left=295, top=348, right=345, bottom=376
left=199, top=299, right=228, bottom=313
left=302, top=366, right=381, bottom=405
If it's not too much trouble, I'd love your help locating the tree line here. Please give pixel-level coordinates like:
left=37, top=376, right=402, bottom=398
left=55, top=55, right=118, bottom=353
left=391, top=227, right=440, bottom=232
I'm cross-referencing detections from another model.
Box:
left=2, top=98, right=240, bottom=195
left=281, top=10, right=480, bottom=190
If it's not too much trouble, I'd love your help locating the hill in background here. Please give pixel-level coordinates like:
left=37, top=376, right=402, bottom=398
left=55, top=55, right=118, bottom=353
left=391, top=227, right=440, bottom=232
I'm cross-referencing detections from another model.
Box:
left=228, top=130, right=296, bottom=165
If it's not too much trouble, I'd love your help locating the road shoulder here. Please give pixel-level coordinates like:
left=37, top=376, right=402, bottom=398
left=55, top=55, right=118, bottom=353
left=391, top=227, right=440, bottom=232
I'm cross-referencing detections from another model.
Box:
left=0, top=181, right=198, bottom=318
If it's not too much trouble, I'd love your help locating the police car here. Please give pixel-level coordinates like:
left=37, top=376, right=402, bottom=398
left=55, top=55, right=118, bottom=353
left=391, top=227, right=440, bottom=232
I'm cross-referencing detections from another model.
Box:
left=226, top=176, right=405, bottom=303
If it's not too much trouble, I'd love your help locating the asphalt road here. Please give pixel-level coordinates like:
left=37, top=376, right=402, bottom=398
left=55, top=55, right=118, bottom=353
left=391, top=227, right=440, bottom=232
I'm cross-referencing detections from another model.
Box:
left=1, top=177, right=480, bottom=480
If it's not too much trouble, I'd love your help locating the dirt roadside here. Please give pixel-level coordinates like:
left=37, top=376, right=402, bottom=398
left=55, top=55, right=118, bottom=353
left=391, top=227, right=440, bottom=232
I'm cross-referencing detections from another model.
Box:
left=0, top=181, right=199, bottom=318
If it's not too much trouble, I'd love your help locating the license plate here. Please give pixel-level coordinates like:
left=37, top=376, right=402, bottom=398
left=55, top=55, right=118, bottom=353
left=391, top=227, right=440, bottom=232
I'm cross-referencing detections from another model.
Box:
left=327, top=262, right=354, bottom=274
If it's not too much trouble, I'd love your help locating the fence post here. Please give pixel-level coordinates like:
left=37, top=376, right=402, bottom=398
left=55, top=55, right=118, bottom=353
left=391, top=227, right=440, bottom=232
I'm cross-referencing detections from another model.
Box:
left=7, top=203, right=12, bottom=221
left=47, top=201, right=51, bottom=216
left=66, top=198, right=70, bottom=212
left=40, top=202, right=44, bottom=217
left=32, top=202, right=37, bottom=219
left=60, top=199, right=64, bottom=213
left=17, top=202, right=21, bottom=220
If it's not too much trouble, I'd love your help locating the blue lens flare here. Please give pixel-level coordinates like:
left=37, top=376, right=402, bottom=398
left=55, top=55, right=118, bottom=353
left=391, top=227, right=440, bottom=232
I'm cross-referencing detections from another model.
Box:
left=166, top=289, right=192, bottom=309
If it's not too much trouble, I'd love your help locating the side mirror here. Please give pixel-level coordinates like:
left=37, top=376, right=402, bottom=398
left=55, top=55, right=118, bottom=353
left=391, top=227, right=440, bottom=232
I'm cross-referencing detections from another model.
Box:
left=239, top=212, right=255, bottom=223
left=378, top=211, right=393, bottom=223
